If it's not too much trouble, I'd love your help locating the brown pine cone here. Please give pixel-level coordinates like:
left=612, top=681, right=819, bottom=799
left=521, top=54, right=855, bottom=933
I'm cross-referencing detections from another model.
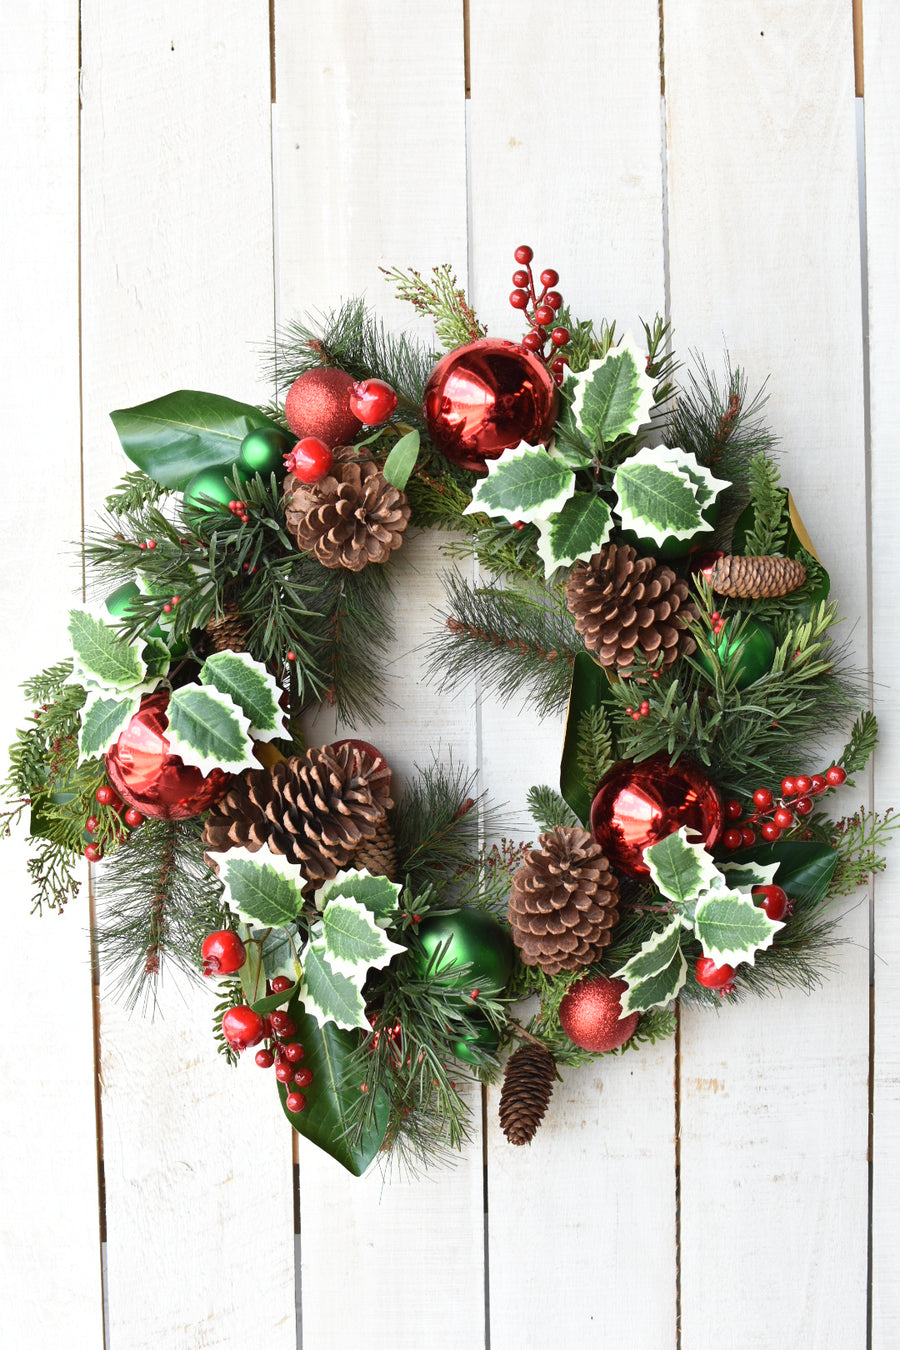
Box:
left=204, top=601, right=251, bottom=654
left=284, top=459, right=410, bottom=572
left=499, top=1043, right=556, bottom=1146
left=710, top=553, right=807, bottom=599
left=507, top=826, right=620, bottom=976
left=201, top=742, right=393, bottom=886
left=565, top=542, right=697, bottom=673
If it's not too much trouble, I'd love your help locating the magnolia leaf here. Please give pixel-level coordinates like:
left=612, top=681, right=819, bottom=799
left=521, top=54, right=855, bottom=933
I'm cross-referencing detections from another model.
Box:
left=299, top=941, right=369, bottom=1032
left=694, top=889, right=783, bottom=968
left=613, top=447, right=730, bottom=546
left=78, top=689, right=143, bottom=762
left=617, top=946, right=688, bottom=1017
left=614, top=918, right=684, bottom=985
left=382, top=429, right=421, bottom=490
left=200, top=650, right=284, bottom=741
left=321, top=896, right=407, bottom=977
left=535, top=492, right=614, bottom=576
left=464, top=442, right=575, bottom=525
left=165, top=685, right=255, bottom=775
left=644, top=828, right=723, bottom=906
left=68, top=608, right=145, bottom=691
left=568, top=333, right=655, bottom=445
left=315, top=869, right=402, bottom=918
left=218, top=850, right=306, bottom=927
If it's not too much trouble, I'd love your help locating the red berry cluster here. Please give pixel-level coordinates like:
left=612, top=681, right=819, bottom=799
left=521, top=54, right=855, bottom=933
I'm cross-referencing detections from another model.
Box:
left=228, top=499, right=250, bottom=524
left=84, top=784, right=145, bottom=861
left=721, top=764, right=847, bottom=851
left=508, top=245, right=571, bottom=382
left=348, top=378, right=397, bottom=426
left=284, top=435, right=334, bottom=485
left=222, top=981, right=313, bottom=1116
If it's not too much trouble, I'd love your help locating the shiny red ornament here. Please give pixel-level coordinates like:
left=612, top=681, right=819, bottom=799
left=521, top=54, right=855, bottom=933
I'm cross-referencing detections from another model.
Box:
left=558, top=976, right=639, bottom=1053
left=422, top=338, right=559, bottom=473
left=104, top=691, right=231, bottom=820
left=590, top=754, right=724, bottom=878
left=283, top=368, right=362, bottom=448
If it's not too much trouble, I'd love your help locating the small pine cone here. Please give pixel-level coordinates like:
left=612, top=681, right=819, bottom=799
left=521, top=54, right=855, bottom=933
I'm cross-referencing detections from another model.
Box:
left=710, top=553, right=807, bottom=599
left=565, top=543, right=697, bottom=673
left=499, top=1043, right=556, bottom=1146
left=205, top=601, right=251, bottom=653
left=284, top=460, right=411, bottom=572
left=352, top=815, right=399, bottom=881
left=201, top=742, right=393, bottom=885
left=507, top=826, right=620, bottom=976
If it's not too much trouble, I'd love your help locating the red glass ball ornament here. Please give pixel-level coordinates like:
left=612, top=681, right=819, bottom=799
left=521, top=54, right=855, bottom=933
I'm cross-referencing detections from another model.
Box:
left=558, top=976, right=639, bottom=1053
left=104, top=691, right=231, bottom=820
left=422, top=338, right=559, bottom=473
left=283, top=368, right=362, bottom=448
left=590, top=754, right=724, bottom=878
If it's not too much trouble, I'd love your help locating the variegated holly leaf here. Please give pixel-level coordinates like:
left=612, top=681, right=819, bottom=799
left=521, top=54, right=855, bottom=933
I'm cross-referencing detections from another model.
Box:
left=298, top=941, right=369, bottom=1032
left=77, top=688, right=143, bottom=763
left=644, top=828, right=722, bottom=907
left=535, top=492, right=614, bottom=576
left=320, top=896, right=407, bottom=977
left=614, top=918, right=688, bottom=1016
left=694, top=889, right=783, bottom=968
left=165, top=685, right=255, bottom=775
left=568, top=334, right=655, bottom=445
left=464, top=442, right=575, bottom=525
left=613, top=446, right=730, bottom=546
left=68, top=608, right=145, bottom=692
left=200, top=650, right=284, bottom=742
left=217, top=849, right=306, bottom=927
left=314, top=869, right=402, bottom=918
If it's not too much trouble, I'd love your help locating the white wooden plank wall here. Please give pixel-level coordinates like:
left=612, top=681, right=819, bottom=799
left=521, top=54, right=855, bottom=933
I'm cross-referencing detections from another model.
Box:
left=2, top=4, right=895, bottom=1348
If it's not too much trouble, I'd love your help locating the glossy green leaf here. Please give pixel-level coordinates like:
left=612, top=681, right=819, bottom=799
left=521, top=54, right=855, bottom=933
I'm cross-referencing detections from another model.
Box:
left=464, top=443, right=575, bottom=524
left=559, top=652, right=618, bottom=826
left=110, top=390, right=283, bottom=491
left=741, top=841, right=839, bottom=904
left=382, top=429, right=420, bottom=490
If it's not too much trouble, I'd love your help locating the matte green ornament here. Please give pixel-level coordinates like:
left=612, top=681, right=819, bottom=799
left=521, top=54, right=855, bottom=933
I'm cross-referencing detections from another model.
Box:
left=238, top=425, right=293, bottom=477
left=452, top=1015, right=501, bottom=1066
left=414, top=908, right=515, bottom=994
left=695, top=615, right=776, bottom=689
left=183, top=465, right=247, bottom=512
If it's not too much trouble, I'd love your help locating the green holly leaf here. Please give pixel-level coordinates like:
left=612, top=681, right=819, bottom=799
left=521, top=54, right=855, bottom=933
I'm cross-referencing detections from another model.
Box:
left=299, top=941, right=369, bottom=1032
left=218, top=850, right=306, bottom=928
left=614, top=921, right=688, bottom=1017
left=315, top=869, right=402, bottom=918
left=613, top=446, right=730, bottom=545
left=535, top=492, right=614, bottom=577
left=644, top=827, right=722, bottom=906
left=200, top=650, right=284, bottom=741
left=165, top=685, right=255, bottom=775
left=568, top=334, right=655, bottom=445
left=464, top=442, right=575, bottom=525
left=320, top=896, right=407, bottom=977
left=110, top=390, right=283, bottom=491
left=78, top=689, right=142, bottom=762
left=382, top=429, right=420, bottom=490
left=693, top=889, right=783, bottom=968
left=68, top=609, right=145, bottom=691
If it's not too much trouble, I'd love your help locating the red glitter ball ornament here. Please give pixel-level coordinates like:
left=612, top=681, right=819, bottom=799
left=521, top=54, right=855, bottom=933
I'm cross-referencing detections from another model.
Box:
left=422, top=337, right=559, bottom=473
left=590, top=754, right=723, bottom=878
left=104, top=691, right=231, bottom=820
left=283, top=368, right=362, bottom=448
left=558, top=976, right=639, bottom=1053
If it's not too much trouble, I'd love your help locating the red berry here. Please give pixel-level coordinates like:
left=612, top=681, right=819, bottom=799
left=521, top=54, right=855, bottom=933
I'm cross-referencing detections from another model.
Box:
left=270, top=976, right=293, bottom=994
left=512, top=269, right=529, bottom=287
left=826, top=765, right=847, bottom=786
left=95, top=785, right=117, bottom=806
left=773, top=807, right=795, bottom=830
left=123, top=808, right=144, bottom=828
left=285, top=1091, right=307, bottom=1113
left=84, top=842, right=103, bottom=863
left=293, top=1067, right=314, bottom=1087
left=255, top=1049, right=275, bottom=1069
left=540, top=268, right=559, bottom=287
left=794, top=796, right=814, bottom=816
left=282, top=1042, right=306, bottom=1063
left=752, top=884, right=791, bottom=922
left=509, top=288, right=530, bottom=310
left=534, top=305, right=555, bottom=326
left=522, top=331, right=543, bottom=351
left=221, top=1005, right=265, bottom=1052
left=780, top=777, right=796, bottom=798
left=695, top=956, right=736, bottom=990
left=760, top=821, right=782, bottom=842
left=284, top=436, right=334, bottom=484
left=723, top=828, right=743, bottom=850
left=725, top=799, right=743, bottom=821
left=752, top=787, right=774, bottom=811
left=545, top=290, right=563, bottom=310
left=550, top=327, right=570, bottom=347
left=794, top=775, right=812, bottom=795
left=85, top=816, right=99, bottom=834
left=514, top=245, right=534, bottom=264
left=348, top=378, right=397, bottom=426
left=201, top=930, right=247, bottom=977
left=740, top=826, right=757, bottom=848
left=275, top=1061, right=294, bottom=1084
left=810, top=774, right=828, bottom=795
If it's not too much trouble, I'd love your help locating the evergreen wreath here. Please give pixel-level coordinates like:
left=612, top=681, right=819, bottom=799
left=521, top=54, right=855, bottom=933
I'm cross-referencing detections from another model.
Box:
left=3, top=247, right=893, bottom=1176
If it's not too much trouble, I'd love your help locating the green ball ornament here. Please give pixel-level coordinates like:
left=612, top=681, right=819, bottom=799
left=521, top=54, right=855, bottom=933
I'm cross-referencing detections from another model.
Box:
left=452, top=1016, right=501, bottom=1066
left=238, top=425, right=292, bottom=477
left=183, top=465, right=247, bottom=512
left=415, top=909, right=515, bottom=995
left=695, top=615, right=776, bottom=689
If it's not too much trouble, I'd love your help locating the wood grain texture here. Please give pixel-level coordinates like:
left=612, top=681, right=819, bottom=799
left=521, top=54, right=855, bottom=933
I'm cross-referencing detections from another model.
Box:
left=664, top=4, right=869, bottom=1345
left=0, top=9, right=105, bottom=1348
left=865, top=2, right=900, bottom=1342
left=467, top=5, right=677, bottom=1346
left=79, top=5, right=296, bottom=1347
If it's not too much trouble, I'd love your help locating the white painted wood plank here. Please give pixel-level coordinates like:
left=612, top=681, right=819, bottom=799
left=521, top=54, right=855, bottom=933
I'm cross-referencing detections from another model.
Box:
left=0, top=10, right=105, bottom=1349
left=865, top=2, right=900, bottom=1343
left=664, top=5, right=869, bottom=1346
left=79, top=5, right=297, bottom=1347
left=274, top=7, right=486, bottom=1348
left=467, top=6, right=677, bottom=1348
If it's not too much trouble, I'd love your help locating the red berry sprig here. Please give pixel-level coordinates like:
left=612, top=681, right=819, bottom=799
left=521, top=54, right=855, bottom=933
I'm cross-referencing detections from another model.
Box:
left=508, top=244, right=571, bottom=381
left=721, top=764, right=847, bottom=850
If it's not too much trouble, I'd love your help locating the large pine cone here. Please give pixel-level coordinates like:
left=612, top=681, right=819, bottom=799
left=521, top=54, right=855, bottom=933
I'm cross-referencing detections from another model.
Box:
left=507, top=826, right=620, bottom=976
left=284, top=459, right=410, bottom=571
left=499, top=1043, right=556, bottom=1146
left=201, top=742, right=393, bottom=885
left=565, top=542, right=697, bottom=673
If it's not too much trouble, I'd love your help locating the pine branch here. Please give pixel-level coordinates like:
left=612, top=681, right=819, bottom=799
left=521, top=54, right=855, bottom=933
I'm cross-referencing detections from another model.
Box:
left=381, top=263, right=486, bottom=350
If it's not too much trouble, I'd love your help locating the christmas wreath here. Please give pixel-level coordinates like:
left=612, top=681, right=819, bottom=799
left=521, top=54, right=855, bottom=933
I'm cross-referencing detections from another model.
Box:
left=4, top=247, right=893, bottom=1176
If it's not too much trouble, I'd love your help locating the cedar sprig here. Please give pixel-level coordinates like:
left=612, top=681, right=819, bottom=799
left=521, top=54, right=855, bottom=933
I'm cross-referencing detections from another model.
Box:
left=526, top=784, right=579, bottom=833
left=381, top=263, right=486, bottom=350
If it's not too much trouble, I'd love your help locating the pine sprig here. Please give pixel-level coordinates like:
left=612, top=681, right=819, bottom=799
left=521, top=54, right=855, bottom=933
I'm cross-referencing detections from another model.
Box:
left=381, top=263, right=486, bottom=350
